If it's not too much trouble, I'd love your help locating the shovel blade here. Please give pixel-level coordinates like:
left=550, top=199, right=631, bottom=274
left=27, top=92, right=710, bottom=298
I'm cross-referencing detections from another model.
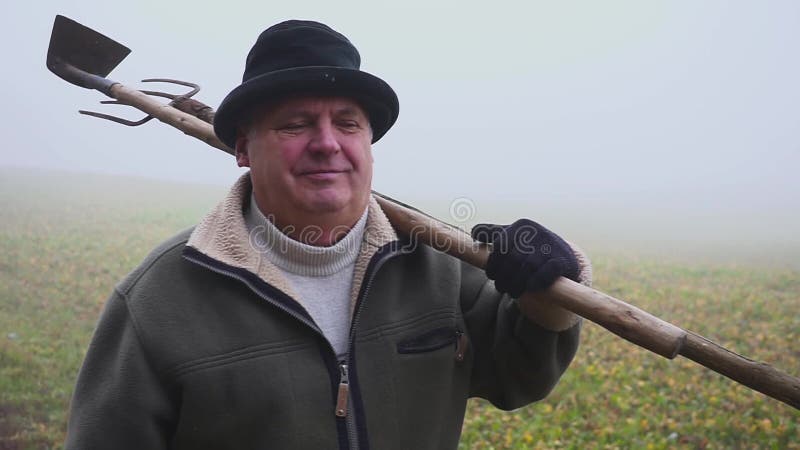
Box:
left=47, top=15, right=131, bottom=87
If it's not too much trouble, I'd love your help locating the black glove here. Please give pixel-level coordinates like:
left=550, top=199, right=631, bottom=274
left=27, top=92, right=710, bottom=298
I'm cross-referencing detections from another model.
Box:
left=471, top=219, right=580, bottom=298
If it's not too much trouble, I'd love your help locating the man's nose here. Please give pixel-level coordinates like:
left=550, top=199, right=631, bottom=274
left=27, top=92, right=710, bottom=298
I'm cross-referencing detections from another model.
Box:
left=308, top=121, right=342, bottom=154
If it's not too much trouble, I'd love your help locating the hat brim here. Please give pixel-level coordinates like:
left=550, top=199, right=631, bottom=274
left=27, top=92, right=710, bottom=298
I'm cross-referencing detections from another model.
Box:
left=214, top=66, right=399, bottom=148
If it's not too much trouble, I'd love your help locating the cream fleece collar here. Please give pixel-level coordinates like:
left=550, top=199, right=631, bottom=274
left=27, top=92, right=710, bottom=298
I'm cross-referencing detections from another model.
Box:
left=186, top=172, right=398, bottom=306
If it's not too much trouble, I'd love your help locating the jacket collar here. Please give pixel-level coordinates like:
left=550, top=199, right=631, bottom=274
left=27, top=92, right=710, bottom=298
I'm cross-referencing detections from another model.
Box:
left=186, top=172, right=398, bottom=307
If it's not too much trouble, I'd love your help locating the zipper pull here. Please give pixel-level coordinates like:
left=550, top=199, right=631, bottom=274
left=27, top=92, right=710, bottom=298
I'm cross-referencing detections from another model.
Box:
left=335, top=362, right=349, bottom=417
left=455, top=331, right=467, bottom=362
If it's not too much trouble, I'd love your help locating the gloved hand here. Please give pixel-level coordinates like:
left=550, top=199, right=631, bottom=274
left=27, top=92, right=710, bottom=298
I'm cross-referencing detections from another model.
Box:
left=471, top=219, right=580, bottom=298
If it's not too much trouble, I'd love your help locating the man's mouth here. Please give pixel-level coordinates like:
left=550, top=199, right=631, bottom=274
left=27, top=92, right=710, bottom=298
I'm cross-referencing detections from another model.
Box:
left=298, top=169, right=348, bottom=180
left=301, top=169, right=344, bottom=174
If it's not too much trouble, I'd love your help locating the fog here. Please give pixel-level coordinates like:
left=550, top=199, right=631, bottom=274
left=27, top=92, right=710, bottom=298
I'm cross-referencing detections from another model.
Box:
left=2, top=1, right=799, bottom=253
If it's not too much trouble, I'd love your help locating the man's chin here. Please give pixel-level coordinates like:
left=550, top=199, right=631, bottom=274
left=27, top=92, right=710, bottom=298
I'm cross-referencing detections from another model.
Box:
left=300, top=193, right=351, bottom=214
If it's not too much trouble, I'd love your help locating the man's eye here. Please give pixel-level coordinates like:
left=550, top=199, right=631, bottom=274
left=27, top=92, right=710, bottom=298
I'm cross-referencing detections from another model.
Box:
left=339, top=121, right=361, bottom=130
left=282, top=123, right=306, bottom=131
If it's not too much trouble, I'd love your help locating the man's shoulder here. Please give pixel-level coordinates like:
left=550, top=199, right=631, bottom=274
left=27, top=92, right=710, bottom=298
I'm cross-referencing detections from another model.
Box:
left=115, top=226, right=196, bottom=296
left=391, top=237, right=489, bottom=297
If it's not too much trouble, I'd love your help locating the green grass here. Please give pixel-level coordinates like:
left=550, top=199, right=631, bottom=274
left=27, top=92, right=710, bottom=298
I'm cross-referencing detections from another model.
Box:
left=1, top=168, right=798, bottom=449
left=0, top=169, right=224, bottom=448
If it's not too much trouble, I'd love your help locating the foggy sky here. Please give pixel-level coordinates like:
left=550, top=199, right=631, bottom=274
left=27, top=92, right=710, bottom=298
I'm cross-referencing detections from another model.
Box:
left=2, top=1, right=799, bottom=248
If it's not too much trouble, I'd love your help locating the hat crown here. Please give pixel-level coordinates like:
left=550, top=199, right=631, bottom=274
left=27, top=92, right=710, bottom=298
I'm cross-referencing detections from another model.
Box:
left=214, top=19, right=398, bottom=147
left=243, top=20, right=361, bottom=82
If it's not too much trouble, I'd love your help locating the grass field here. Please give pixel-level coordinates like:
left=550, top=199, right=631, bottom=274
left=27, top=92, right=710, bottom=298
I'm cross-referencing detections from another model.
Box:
left=1, top=169, right=797, bottom=449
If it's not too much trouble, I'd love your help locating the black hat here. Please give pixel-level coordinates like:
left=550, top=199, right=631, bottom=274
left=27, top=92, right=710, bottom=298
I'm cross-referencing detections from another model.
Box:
left=214, top=20, right=399, bottom=148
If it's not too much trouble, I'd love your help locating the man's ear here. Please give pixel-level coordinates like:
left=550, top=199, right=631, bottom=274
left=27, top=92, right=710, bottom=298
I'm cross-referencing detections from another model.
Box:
left=235, top=131, right=251, bottom=168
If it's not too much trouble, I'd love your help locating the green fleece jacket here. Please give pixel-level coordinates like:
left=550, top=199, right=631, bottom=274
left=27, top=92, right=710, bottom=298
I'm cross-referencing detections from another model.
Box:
left=65, top=174, right=591, bottom=450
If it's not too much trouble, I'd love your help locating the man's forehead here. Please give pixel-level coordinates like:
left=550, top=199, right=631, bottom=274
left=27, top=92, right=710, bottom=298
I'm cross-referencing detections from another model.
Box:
left=266, top=96, right=368, bottom=118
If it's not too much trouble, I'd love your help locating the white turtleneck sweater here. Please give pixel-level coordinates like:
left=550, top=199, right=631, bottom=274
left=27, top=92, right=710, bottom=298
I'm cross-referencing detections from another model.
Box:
left=244, top=193, right=368, bottom=358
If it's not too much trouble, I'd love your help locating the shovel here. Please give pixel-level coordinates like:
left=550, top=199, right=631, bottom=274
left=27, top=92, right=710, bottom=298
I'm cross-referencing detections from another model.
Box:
left=47, top=14, right=800, bottom=411
left=47, top=15, right=228, bottom=152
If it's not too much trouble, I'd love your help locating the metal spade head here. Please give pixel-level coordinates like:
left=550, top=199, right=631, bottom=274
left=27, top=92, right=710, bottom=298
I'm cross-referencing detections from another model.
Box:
left=47, top=15, right=131, bottom=91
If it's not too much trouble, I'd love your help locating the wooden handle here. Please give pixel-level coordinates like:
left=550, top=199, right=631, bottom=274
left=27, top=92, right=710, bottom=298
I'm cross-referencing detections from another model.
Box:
left=169, top=96, right=216, bottom=125
left=681, top=333, right=800, bottom=409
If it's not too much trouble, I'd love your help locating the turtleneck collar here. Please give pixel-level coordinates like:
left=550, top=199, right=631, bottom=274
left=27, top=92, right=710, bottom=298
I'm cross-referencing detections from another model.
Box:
left=244, top=192, right=368, bottom=277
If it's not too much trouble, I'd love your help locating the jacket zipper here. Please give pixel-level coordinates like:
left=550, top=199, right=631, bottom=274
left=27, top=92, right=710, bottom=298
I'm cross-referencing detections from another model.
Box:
left=335, top=361, right=349, bottom=417
left=455, top=330, right=467, bottom=362
left=339, top=242, right=410, bottom=450
left=338, top=360, right=359, bottom=450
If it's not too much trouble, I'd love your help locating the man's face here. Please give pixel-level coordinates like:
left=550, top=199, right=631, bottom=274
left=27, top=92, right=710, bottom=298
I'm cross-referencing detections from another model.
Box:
left=235, top=96, right=374, bottom=227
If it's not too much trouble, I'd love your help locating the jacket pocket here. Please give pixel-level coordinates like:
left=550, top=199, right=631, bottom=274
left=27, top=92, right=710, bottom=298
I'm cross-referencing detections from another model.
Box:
left=397, top=326, right=467, bottom=361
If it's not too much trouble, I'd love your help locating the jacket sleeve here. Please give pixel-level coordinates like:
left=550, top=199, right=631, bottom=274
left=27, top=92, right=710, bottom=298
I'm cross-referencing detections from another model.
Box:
left=65, top=289, right=176, bottom=449
left=460, top=244, right=591, bottom=411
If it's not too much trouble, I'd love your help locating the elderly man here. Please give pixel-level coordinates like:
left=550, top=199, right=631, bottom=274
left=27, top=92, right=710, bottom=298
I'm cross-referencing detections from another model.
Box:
left=66, top=20, right=591, bottom=450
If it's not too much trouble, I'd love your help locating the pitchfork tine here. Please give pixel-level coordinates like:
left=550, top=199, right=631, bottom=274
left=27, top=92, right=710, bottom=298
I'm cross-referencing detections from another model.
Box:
left=78, top=109, right=154, bottom=126
left=141, top=79, right=201, bottom=98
